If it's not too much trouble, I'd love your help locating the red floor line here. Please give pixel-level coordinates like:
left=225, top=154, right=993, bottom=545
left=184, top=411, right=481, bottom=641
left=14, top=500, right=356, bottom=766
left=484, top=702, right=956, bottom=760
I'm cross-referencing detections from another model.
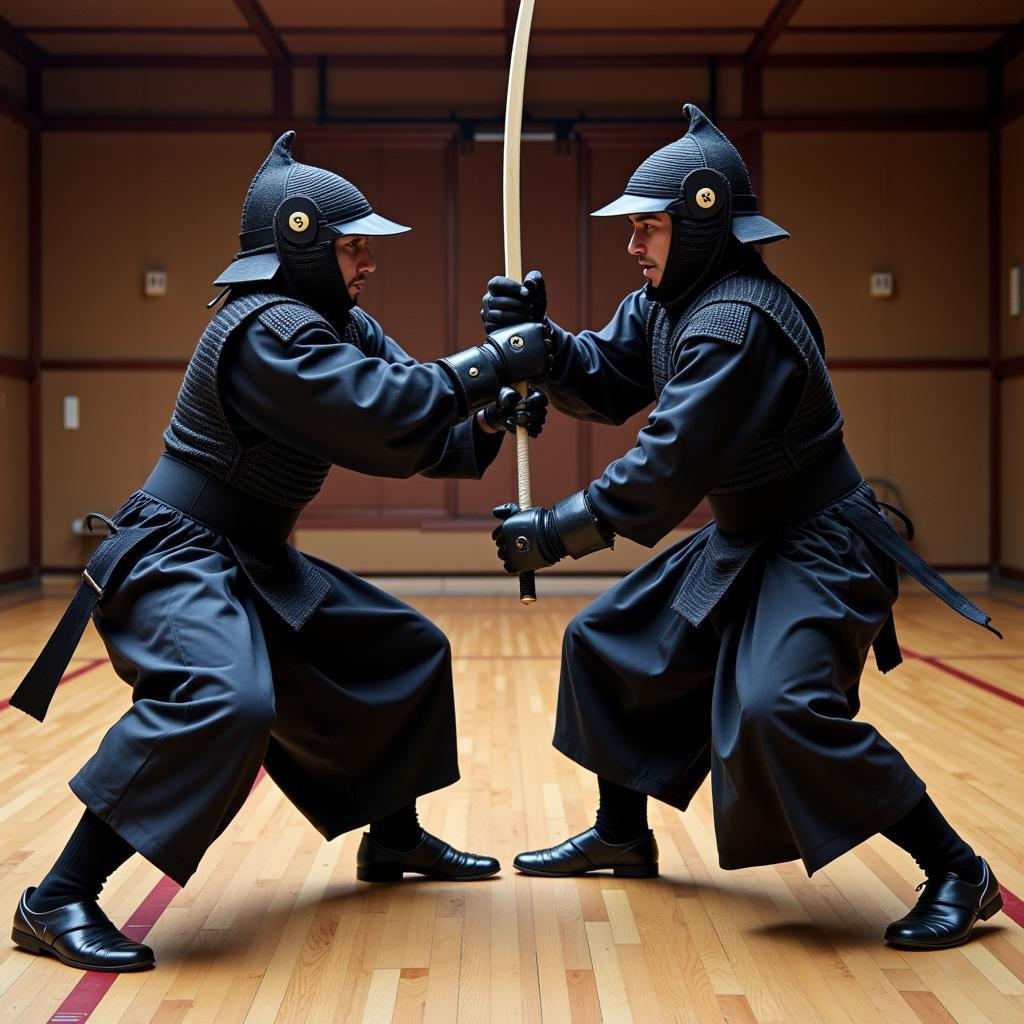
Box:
left=45, top=769, right=268, bottom=1023
left=921, top=654, right=1024, bottom=662
left=0, top=656, right=95, bottom=663
left=0, top=658, right=107, bottom=712
left=997, top=887, right=1024, bottom=933
left=898, top=645, right=1024, bottom=929
left=30, top=640, right=1024, bottom=1020
left=900, top=646, right=1024, bottom=709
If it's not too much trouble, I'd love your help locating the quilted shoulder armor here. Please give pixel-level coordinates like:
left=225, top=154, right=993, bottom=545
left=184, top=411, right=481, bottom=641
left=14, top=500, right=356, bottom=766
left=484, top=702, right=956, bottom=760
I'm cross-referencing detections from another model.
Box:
left=256, top=301, right=334, bottom=344
left=678, top=300, right=752, bottom=347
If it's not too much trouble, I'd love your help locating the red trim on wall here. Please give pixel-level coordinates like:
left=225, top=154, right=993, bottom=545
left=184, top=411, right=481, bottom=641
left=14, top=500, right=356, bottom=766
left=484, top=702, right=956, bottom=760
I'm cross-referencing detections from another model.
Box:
left=997, top=355, right=1024, bottom=379
left=0, top=568, right=32, bottom=585
left=41, top=359, right=189, bottom=372
left=827, top=358, right=989, bottom=371
left=0, top=356, right=31, bottom=379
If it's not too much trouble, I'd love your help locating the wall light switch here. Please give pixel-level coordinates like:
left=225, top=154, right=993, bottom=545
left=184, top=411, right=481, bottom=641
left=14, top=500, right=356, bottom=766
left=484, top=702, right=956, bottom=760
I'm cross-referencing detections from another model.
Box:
left=144, top=269, right=168, bottom=297
left=1010, top=265, right=1022, bottom=318
left=63, top=395, right=79, bottom=430
left=869, top=271, right=894, bottom=299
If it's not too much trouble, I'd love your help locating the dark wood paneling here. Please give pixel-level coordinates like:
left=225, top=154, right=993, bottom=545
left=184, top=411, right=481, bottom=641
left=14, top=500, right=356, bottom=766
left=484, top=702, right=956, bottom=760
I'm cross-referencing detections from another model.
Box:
left=0, top=356, right=31, bottom=379
left=997, top=356, right=1024, bottom=379
left=299, top=137, right=453, bottom=522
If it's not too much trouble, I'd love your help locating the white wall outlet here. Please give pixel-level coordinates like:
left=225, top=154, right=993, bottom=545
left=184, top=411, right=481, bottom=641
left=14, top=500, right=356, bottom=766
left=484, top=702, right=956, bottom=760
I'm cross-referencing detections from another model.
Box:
left=144, top=269, right=168, bottom=297
left=869, top=271, right=894, bottom=299
left=1010, top=265, right=1021, bottom=318
left=62, top=395, right=79, bottom=430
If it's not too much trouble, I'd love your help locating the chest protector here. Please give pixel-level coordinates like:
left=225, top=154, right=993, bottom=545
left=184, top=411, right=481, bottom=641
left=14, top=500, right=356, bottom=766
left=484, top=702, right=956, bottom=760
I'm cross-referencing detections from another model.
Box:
left=164, top=292, right=352, bottom=510
left=649, top=267, right=843, bottom=494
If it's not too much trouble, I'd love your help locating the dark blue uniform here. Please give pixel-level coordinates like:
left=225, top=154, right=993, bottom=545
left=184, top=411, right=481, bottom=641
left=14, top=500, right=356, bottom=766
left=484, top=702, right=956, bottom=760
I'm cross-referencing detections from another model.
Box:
left=69, top=308, right=502, bottom=885
left=542, top=286, right=992, bottom=874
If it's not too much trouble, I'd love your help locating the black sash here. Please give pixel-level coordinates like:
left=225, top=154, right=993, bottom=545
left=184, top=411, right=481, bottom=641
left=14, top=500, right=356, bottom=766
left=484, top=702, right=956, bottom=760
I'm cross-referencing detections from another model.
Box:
left=11, top=456, right=323, bottom=723
left=9, top=517, right=153, bottom=722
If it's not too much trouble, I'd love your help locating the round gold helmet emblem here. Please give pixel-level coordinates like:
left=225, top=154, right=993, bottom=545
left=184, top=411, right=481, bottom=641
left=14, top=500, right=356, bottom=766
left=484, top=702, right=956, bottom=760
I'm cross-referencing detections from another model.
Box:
left=696, top=188, right=716, bottom=210
left=290, top=211, right=310, bottom=232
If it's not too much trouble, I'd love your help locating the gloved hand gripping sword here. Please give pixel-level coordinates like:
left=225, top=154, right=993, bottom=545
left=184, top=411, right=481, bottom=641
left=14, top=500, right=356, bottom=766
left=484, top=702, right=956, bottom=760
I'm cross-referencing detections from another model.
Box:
left=502, top=0, right=539, bottom=604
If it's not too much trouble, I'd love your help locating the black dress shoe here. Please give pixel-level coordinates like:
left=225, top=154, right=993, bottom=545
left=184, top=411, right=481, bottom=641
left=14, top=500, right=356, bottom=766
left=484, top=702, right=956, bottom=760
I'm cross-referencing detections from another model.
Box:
left=356, top=830, right=500, bottom=882
left=12, top=887, right=154, bottom=972
left=514, top=827, right=658, bottom=878
left=885, top=858, right=1003, bottom=950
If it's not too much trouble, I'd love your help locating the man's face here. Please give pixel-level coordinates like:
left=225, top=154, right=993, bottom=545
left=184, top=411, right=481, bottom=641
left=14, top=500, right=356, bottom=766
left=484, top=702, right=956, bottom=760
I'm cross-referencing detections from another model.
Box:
left=334, top=235, right=376, bottom=301
left=627, top=212, right=672, bottom=288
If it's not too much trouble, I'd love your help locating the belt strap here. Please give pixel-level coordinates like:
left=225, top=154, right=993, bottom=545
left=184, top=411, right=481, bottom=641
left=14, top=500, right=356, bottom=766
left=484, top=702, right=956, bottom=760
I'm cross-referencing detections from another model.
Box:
left=837, top=502, right=1002, bottom=643
left=707, top=446, right=862, bottom=535
left=9, top=521, right=153, bottom=722
left=142, top=455, right=299, bottom=550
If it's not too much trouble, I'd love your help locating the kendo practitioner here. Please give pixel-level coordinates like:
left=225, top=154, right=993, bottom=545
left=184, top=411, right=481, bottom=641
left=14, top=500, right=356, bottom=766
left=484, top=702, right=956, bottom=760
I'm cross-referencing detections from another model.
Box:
left=485, top=105, right=1004, bottom=950
left=8, top=132, right=551, bottom=973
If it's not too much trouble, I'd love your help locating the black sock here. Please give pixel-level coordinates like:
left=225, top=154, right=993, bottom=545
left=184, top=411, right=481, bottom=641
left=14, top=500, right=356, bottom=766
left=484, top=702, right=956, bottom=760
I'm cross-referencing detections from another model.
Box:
left=369, top=802, right=422, bottom=851
left=594, top=777, right=649, bottom=844
left=882, top=793, right=981, bottom=883
left=29, top=810, right=136, bottom=913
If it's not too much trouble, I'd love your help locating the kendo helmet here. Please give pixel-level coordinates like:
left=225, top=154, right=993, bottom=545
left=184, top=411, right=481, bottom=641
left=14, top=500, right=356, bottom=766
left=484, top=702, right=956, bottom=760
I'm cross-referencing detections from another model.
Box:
left=591, top=104, right=787, bottom=246
left=213, top=132, right=409, bottom=314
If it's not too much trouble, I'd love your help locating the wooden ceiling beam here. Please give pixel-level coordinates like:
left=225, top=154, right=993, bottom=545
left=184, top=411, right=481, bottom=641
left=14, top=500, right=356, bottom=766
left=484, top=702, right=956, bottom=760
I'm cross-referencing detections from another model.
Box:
left=40, top=51, right=988, bottom=72
left=986, top=19, right=1024, bottom=66
left=0, top=14, right=44, bottom=68
left=19, top=22, right=1012, bottom=39
left=747, top=0, right=805, bottom=62
left=39, top=112, right=988, bottom=135
left=232, top=0, right=288, bottom=64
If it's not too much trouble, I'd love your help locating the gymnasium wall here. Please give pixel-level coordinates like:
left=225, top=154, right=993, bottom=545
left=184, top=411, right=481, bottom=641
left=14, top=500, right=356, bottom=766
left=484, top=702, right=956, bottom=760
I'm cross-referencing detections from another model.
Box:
left=2, top=58, right=1010, bottom=574
left=1000, top=107, right=1024, bottom=578
left=0, top=51, right=30, bottom=580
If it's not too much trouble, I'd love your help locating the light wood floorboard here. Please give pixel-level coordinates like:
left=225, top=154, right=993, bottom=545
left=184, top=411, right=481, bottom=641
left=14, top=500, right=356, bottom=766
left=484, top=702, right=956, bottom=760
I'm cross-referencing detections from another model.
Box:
left=0, top=586, right=1021, bottom=1022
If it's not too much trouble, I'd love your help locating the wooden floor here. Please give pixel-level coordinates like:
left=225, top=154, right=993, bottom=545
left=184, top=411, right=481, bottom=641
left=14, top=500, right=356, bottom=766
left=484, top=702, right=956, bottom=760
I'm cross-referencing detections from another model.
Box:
left=0, top=583, right=1023, bottom=1023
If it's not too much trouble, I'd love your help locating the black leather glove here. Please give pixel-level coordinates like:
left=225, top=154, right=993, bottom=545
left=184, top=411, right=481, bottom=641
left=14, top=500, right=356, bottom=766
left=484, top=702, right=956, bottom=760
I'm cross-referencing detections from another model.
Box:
left=482, top=270, right=547, bottom=331
left=492, top=491, right=614, bottom=575
left=438, top=322, right=551, bottom=417
left=481, top=387, right=549, bottom=438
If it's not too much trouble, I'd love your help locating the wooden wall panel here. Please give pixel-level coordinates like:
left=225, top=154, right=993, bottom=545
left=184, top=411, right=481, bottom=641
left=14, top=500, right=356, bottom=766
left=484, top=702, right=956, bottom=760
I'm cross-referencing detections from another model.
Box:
left=1001, top=117, right=1024, bottom=359
left=0, top=115, right=28, bottom=360
left=1000, top=378, right=1024, bottom=572
left=0, top=50, right=25, bottom=105
left=1005, top=52, right=1024, bottom=98
left=451, top=139, right=587, bottom=518
left=764, top=132, right=989, bottom=360
left=300, top=138, right=452, bottom=522
left=40, top=370, right=179, bottom=567
left=764, top=67, right=987, bottom=115
left=833, top=369, right=989, bottom=565
left=0, top=378, right=29, bottom=573
left=41, top=133, right=269, bottom=360
left=43, top=70, right=272, bottom=117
